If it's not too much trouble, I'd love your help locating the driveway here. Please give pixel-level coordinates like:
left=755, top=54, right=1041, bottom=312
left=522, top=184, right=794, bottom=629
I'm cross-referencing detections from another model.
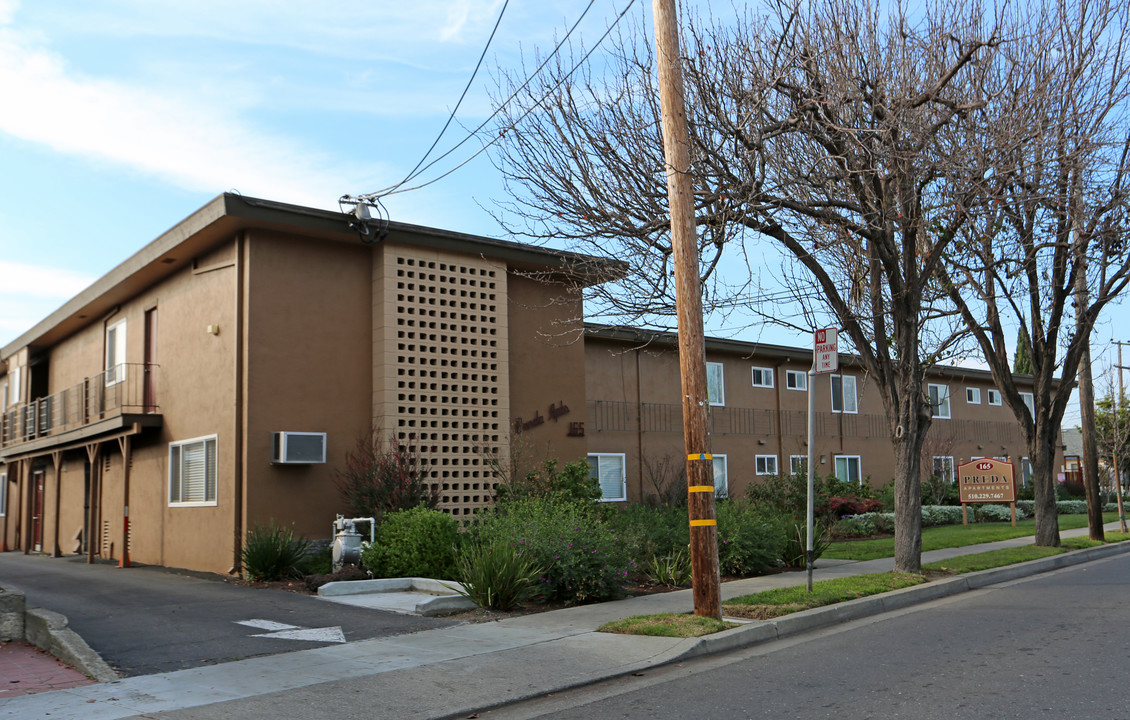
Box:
left=0, top=553, right=454, bottom=676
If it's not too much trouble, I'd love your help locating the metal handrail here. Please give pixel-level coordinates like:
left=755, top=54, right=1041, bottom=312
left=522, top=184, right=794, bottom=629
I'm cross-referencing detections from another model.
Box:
left=0, top=363, right=159, bottom=450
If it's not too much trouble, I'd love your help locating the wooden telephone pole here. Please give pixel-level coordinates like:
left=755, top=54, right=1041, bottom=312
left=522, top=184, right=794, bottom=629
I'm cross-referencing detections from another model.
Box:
left=650, top=0, right=722, bottom=619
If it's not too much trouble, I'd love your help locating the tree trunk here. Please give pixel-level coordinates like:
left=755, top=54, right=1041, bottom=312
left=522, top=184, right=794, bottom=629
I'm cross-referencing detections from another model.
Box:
left=1031, top=426, right=1061, bottom=547
left=892, top=395, right=927, bottom=574
left=1077, top=341, right=1105, bottom=541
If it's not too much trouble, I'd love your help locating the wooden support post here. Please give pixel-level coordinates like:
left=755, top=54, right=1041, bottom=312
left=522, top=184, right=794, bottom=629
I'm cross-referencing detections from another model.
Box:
left=85, top=443, right=101, bottom=564
left=117, top=435, right=131, bottom=568
left=51, top=451, right=63, bottom=557
left=962, top=503, right=968, bottom=526
left=651, top=0, right=721, bottom=619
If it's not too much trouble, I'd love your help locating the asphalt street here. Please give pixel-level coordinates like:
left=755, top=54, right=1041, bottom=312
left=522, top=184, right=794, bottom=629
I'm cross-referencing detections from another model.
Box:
left=0, top=553, right=453, bottom=677
left=483, top=552, right=1130, bottom=720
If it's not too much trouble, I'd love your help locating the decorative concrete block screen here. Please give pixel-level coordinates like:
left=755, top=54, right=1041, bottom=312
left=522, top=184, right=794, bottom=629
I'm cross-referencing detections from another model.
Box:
left=390, top=252, right=509, bottom=518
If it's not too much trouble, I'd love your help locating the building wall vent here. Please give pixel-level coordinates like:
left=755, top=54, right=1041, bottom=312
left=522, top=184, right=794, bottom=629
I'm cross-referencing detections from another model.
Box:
left=271, top=432, right=327, bottom=464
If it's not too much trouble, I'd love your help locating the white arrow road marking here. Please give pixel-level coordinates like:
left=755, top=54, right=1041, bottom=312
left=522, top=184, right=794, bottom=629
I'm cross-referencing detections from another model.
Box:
left=236, top=619, right=300, bottom=631
left=236, top=619, right=347, bottom=643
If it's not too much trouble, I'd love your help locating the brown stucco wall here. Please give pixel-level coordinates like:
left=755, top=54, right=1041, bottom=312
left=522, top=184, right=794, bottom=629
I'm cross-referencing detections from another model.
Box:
left=241, top=230, right=373, bottom=545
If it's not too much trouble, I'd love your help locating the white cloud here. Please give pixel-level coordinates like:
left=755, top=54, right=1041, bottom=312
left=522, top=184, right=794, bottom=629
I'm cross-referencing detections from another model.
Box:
left=0, top=261, right=94, bottom=299
left=0, top=23, right=392, bottom=210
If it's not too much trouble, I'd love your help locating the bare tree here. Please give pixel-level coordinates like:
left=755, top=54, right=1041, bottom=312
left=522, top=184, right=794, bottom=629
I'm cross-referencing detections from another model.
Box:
left=491, top=0, right=1001, bottom=572
left=940, top=0, right=1130, bottom=546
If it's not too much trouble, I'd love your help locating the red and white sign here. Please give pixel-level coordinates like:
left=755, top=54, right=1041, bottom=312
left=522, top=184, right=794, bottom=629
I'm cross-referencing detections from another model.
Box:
left=814, top=328, right=838, bottom=374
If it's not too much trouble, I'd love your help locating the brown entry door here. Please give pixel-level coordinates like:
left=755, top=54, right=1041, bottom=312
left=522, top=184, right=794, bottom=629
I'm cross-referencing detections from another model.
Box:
left=144, top=307, right=157, bottom=412
left=31, top=469, right=45, bottom=552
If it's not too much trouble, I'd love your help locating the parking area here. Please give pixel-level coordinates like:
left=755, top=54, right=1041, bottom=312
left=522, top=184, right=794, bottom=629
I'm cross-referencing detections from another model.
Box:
left=0, top=553, right=453, bottom=676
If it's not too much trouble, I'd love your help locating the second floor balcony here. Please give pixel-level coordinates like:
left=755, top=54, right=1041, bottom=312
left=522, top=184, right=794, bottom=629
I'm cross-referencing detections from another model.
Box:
left=0, top=363, right=161, bottom=457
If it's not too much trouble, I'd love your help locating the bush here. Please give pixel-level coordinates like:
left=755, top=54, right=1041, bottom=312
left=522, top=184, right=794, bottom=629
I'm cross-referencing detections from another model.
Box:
left=601, top=503, right=688, bottom=563
left=645, top=549, right=692, bottom=587
left=1058, top=480, right=1087, bottom=499
left=831, top=515, right=871, bottom=538
left=470, top=496, right=632, bottom=604
left=454, top=539, right=544, bottom=611
left=496, top=458, right=601, bottom=504
left=1056, top=500, right=1088, bottom=515
left=333, top=429, right=438, bottom=524
left=921, top=505, right=965, bottom=527
left=715, top=500, right=786, bottom=575
left=973, top=504, right=1014, bottom=522
left=241, top=521, right=312, bottom=581
left=819, top=496, right=884, bottom=518
left=360, top=507, right=462, bottom=580
left=855, top=512, right=895, bottom=535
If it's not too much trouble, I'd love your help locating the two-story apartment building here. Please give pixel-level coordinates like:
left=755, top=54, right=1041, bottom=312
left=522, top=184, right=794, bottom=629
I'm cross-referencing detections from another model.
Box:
left=0, top=194, right=611, bottom=573
left=582, top=326, right=1053, bottom=502
left=0, top=194, right=1059, bottom=574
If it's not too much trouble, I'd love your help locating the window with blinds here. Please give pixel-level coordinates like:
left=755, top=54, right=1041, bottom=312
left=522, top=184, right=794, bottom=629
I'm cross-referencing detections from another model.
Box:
left=169, top=435, right=217, bottom=506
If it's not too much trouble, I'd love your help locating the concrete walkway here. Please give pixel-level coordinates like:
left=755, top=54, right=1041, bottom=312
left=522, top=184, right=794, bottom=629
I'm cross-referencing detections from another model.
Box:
left=1, top=523, right=1126, bottom=720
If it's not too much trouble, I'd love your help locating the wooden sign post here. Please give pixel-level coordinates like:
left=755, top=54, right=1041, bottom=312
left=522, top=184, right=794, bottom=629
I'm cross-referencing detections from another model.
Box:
left=956, top=458, right=1018, bottom=526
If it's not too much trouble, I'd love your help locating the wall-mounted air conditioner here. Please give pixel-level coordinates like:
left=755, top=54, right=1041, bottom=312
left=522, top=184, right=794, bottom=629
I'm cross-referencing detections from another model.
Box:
left=271, top=432, right=326, bottom=464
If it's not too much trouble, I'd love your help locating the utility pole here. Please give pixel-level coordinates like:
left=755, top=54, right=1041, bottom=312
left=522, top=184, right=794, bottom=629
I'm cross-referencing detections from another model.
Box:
left=1114, top=340, right=1129, bottom=533
left=650, top=0, right=721, bottom=619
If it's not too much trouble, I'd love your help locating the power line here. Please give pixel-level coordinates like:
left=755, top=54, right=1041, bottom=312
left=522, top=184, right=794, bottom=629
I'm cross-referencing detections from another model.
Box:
left=346, top=0, right=634, bottom=204
left=382, top=0, right=511, bottom=197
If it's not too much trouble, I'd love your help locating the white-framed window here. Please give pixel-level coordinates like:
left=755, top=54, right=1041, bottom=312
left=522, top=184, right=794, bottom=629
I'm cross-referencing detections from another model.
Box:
left=928, top=384, right=951, bottom=419
left=786, top=370, right=807, bottom=391
left=987, top=389, right=1002, bottom=406
left=755, top=455, right=778, bottom=476
left=831, top=374, right=858, bottom=413
left=1, top=379, right=7, bottom=412
left=106, top=319, right=127, bottom=386
left=706, top=362, right=725, bottom=406
left=932, top=456, right=955, bottom=483
left=1021, top=457, right=1033, bottom=485
left=589, top=453, right=626, bottom=502
left=169, top=435, right=218, bottom=506
left=834, top=455, right=862, bottom=484
left=712, top=455, right=728, bottom=497
left=966, top=387, right=981, bottom=404
left=0, top=472, right=6, bottom=516
left=790, top=455, right=808, bottom=474
left=1020, top=392, right=1035, bottom=417
left=750, top=367, right=774, bottom=388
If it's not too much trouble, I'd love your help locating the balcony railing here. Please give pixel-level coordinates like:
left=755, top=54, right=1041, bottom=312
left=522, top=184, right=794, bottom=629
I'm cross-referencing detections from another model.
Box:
left=0, top=363, right=159, bottom=451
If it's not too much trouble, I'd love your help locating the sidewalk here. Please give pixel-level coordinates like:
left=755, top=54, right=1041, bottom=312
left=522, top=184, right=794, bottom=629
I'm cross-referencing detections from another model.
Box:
left=2, top=523, right=1126, bottom=720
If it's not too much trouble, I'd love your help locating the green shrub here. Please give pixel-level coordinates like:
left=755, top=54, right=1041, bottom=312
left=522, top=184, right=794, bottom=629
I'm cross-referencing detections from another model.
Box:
left=1056, top=499, right=1088, bottom=515
left=715, top=500, right=786, bottom=575
left=496, top=458, right=601, bottom=504
left=645, top=549, right=691, bottom=587
left=601, top=503, right=689, bottom=563
left=296, top=545, right=333, bottom=576
left=921, top=505, right=964, bottom=527
left=471, top=496, right=632, bottom=604
left=973, top=504, right=1014, bottom=522
left=453, top=539, right=544, bottom=611
left=361, top=507, right=461, bottom=580
left=831, top=515, right=871, bottom=538
left=241, top=521, right=312, bottom=581
left=855, top=511, right=895, bottom=534
left=778, top=517, right=834, bottom=568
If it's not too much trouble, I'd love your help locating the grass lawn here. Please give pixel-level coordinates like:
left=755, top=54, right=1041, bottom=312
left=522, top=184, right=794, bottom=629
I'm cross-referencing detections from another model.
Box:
left=824, top=512, right=1119, bottom=562
left=720, top=573, right=927, bottom=620
left=600, top=613, right=737, bottom=637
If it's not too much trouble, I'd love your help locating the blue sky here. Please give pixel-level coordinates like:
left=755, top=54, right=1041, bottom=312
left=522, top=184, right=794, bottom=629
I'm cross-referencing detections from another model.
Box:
left=0, top=0, right=1123, bottom=426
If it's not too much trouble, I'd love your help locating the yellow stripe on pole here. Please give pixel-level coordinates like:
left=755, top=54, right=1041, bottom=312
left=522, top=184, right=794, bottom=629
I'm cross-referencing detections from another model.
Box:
left=688, top=485, right=715, bottom=493
left=687, top=453, right=713, bottom=460
left=689, top=519, right=717, bottom=527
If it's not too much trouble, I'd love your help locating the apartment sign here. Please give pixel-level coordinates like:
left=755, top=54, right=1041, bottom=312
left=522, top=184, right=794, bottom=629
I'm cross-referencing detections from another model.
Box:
left=957, top=458, right=1016, bottom=503
left=814, top=328, right=838, bottom=373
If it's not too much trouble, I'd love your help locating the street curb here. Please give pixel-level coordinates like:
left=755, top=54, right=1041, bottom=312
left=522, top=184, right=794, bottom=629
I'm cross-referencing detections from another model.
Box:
left=674, top=540, right=1130, bottom=663
left=0, top=582, right=120, bottom=683
left=24, top=607, right=120, bottom=683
